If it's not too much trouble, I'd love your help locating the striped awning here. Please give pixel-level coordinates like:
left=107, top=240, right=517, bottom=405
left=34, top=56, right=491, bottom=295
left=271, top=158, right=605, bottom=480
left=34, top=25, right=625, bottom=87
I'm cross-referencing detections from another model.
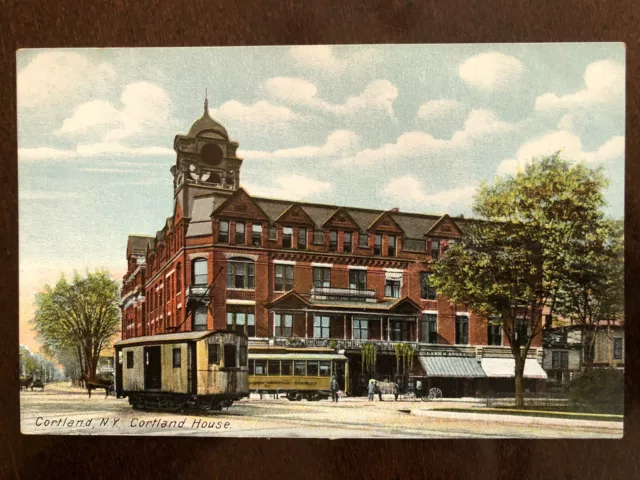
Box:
left=480, top=358, right=548, bottom=379
left=418, top=355, right=487, bottom=378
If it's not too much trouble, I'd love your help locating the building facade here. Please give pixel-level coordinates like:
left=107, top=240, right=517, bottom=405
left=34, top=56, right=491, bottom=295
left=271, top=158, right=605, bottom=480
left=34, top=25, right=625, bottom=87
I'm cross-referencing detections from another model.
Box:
left=120, top=102, right=546, bottom=397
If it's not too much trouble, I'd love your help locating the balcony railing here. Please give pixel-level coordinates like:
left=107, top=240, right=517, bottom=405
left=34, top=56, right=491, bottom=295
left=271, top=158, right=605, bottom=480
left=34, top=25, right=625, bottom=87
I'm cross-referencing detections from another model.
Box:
left=187, top=284, right=210, bottom=300
left=310, top=286, right=376, bottom=301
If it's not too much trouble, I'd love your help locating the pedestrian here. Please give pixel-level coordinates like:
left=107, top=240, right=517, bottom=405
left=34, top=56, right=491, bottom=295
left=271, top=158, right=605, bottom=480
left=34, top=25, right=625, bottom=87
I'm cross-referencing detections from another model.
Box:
left=368, top=379, right=376, bottom=401
left=393, top=383, right=399, bottom=402
left=377, top=382, right=383, bottom=402
left=330, top=375, right=339, bottom=403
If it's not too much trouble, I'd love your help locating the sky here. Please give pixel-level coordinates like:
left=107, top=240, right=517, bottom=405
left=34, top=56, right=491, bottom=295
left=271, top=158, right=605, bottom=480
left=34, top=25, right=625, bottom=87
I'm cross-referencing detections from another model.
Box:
left=17, top=44, right=625, bottom=351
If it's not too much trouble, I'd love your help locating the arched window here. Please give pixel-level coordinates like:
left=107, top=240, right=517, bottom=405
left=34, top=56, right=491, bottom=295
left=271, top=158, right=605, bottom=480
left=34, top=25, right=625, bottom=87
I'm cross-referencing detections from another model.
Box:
left=176, top=263, right=182, bottom=293
left=192, top=258, right=208, bottom=285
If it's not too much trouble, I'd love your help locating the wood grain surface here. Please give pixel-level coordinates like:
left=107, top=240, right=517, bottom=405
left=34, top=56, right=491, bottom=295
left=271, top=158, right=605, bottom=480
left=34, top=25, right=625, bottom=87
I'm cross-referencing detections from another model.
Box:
left=0, top=1, right=638, bottom=478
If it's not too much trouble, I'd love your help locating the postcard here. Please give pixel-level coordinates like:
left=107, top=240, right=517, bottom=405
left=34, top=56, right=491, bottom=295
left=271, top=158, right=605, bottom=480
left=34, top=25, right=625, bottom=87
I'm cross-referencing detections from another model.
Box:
left=18, top=44, right=624, bottom=438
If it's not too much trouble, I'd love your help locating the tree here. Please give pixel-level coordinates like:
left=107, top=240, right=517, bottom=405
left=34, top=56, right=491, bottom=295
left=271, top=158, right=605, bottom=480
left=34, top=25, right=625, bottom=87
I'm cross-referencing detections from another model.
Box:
left=555, top=219, right=624, bottom=368
left=430, top=154, right=609, bottom=407
left=31, top=270, right=121, bottom=381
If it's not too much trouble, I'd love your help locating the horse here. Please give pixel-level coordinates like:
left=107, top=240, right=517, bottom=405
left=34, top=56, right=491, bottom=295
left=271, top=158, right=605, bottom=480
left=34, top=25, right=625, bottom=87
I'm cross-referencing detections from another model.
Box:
left=80, top=373, right=114, bottom=398
left=20, top=377, right=33, bottom=391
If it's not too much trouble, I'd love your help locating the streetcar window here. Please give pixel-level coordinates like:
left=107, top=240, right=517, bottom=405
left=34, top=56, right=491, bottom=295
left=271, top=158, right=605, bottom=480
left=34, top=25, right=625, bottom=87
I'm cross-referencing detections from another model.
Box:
left=208, top=344, right=219, bottom=365
left=172, top=348, right=181, bottom=368
left=224, top=345, right=237, bottom=368
left=255, top=360, right=266, bottom=375
left=307, top=361, right=319, bottom=376
left=281, top=360, right=293, bottom=375
left=319, top=361, right=330, bottom=377
left=126, top=351, right=134, bottom=369
left=248, top=359, right=255, bottom=375
left=294, top=361, right=306, bottom=376
left=268, top=360, right=281, bottom=376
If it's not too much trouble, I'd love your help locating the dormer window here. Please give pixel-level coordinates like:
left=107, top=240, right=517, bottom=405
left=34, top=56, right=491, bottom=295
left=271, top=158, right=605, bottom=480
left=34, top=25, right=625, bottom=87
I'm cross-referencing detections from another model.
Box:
left=297, top=227, right=307, bottom=249
left=343, top=232, right=352, bottom=253
left=218, top=220, right=229, bottom=243
left=388, top=235, right=397, bottom=257
left=329, top=231, right=338, bottom=252
left=235, top=221, right=245, bottom=245
left=431, top=239, right=440, bottom=260
left=282, top=227, right=293, bottom=248
left=358, top=231, right=369, bottom=248
left=374, top=234, right=382, bottom=256
left=252, top=224, right=262, bottom=246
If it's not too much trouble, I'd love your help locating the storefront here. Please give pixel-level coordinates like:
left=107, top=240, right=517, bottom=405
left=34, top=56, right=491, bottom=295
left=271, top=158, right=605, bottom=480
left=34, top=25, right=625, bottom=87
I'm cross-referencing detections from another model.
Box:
left=417, top=355, right=487, bottom=398
left=480, top=358, right=548, bottom=394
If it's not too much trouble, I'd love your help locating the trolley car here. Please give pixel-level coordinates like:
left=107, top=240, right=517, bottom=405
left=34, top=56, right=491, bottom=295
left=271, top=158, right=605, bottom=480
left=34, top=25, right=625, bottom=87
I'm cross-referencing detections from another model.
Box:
left=114, top=330, right=249, bottom=411
left=248, top=347, right=349, bottom=401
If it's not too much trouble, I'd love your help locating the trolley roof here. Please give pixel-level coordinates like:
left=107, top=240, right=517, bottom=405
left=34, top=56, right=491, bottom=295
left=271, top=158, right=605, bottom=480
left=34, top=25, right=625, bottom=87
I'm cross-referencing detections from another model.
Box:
left=249, top=353, right=348, bottom=361
left=114, top=330, right=241, bottom=347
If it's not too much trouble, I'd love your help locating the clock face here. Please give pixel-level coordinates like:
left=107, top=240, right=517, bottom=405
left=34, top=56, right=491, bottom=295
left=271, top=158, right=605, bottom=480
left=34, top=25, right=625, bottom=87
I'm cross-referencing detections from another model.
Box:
left=201, top=143, right=223, bottom=166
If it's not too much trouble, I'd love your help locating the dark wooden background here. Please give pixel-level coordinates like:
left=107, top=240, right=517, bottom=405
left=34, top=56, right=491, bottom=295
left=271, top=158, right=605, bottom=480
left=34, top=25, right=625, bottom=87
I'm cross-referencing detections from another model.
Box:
left=0, top=1, right=638, bottom=478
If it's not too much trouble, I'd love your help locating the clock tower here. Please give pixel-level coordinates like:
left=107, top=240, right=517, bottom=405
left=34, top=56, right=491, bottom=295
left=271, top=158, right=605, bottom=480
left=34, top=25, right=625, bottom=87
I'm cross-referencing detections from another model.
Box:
left=171, top=96, right=243, bottom=204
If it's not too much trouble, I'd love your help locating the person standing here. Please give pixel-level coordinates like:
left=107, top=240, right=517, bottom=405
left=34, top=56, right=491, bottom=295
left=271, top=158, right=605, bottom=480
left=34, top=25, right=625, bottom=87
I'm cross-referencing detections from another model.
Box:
left=330, top=375, right=339, bottom=403
left=368, top=379, right=376, bottom=401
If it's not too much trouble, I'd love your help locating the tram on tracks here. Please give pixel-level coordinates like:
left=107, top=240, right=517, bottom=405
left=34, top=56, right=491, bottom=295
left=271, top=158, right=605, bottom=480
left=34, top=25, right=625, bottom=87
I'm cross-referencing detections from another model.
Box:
left=248, top=347, right=349, bottom=401
left=114, top=330, right=249, bottom=411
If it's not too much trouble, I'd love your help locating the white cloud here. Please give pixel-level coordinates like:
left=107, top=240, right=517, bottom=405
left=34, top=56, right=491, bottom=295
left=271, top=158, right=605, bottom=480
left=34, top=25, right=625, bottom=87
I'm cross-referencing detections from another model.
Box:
left=210, top=100, right=300, bottom=125
left=239, top=130, right=360, bottom=160
left=265, top=77, right=398, bottom=117
left=459, top=52, right=524, bottom=91
left=338, top=109, right=515, bottom=166
left=536, top=59, right=624, bottom=111
left=289, top=45, right=382, bottom=74
left=416, top=99, right=463, bottom=120
left=18, top=147, right=79, bottom=162
left=497, top=131, right=625, bottom=176
left=380, top=176, right=476, bottom=209
left=242, top=174, right=332, bottom=200
left=17, top=51, right=117, bottom=109
left=56, top=82, right=172, bottom=141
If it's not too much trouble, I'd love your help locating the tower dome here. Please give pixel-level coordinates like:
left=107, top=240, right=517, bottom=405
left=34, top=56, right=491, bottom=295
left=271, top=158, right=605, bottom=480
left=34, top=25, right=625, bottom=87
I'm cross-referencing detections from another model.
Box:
left=187, top=97, right=229, bottom=140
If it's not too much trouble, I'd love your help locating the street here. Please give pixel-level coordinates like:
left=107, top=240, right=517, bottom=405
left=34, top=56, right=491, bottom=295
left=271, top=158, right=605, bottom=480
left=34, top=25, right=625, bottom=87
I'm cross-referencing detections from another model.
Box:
left=20, top=383, right=623, bottom=438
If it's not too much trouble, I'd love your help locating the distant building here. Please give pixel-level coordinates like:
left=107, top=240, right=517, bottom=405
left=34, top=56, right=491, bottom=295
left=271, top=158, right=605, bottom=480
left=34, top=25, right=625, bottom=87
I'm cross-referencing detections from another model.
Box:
left=120, top=100, right=546, bottom=397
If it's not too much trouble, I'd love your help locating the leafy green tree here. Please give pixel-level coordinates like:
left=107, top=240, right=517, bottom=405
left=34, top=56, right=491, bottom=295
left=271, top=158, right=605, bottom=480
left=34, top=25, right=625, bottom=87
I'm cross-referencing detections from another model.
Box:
left=31, top=270, right=120, bottom=381
left=430, top=154, right=609, bottom=407
left=19, top=345, right=38, bottom=378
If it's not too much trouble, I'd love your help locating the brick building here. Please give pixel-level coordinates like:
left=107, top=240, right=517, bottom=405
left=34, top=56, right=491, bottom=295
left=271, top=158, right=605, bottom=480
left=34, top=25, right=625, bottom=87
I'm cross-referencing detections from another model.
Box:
left=120, top=101, right=546, bottom=397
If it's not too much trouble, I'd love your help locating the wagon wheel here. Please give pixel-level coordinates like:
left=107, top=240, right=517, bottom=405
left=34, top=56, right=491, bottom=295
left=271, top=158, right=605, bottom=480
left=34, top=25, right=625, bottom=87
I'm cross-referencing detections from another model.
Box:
left=428, top=388, right=443, bottom=400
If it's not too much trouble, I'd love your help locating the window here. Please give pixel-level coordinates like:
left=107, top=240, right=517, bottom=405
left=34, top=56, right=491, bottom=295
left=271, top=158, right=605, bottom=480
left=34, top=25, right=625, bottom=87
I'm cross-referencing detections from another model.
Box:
left=613, top=338, right=623, bottom=360
left=431, top=239, right=440, bottom=260
left=209, top=343, right=220, bottom=365
left=420, top=273, right=437, bottom=300
left=275, top=264, right=294, bottom=291
left=314, top=316, right=330, bottom=338
left=268, top=360, right=281, bottom=376
left=235, top=221, right=245, bottom=245
left=297, top=228, right=307, bottom=249
left=388, top=235, right=397, bottom=256
left=515, top=318, right=530, bottom=344
left=552, top=351, right=569, bottom=369
left=385, top=279, right=401, bottom=298
left=329, top=230, right=338, bottom=252
left=227, top=307, right=255, bottom=336
left=294, top=361, right=306, bottom=376
left=307, top=361, right=319, bottom=376
left=268, top=226, right=277, bottom=241
left=254, top=360, right=266, bottom=375
left=226, top=260, right=255, bottom=289
left=422, top=314, right=438, bottom=344
left=313, top=229, right=324, bottom=245
left=320, top=361, right=331, bottom=377
left=487, top=323, right=502, bottom=346
left=224, top=344, right=237, bottom=368
left=358, top=231, right=369, bottom=248
left=353, top=318, right=369, bottom=340
left=172, top=348, right=181, bottom=368
left=390, top=320, right=410, bottom=341
left=252, top=224, right=262, bottom=246
left=218, top=220, right=229, bottom=243
left=455, top=315, right=469, bottom=344
left=281, top=360, right=293, bottom=375
left=126, top=351, right=134, bottom=369
left=275, top=314, right=293, bottom=337
left=194, top=305, right=208, bottom=331
left=176, top=264, right=182, bottom=294
left=343, top=231, right=352, bottom=253
left=313, top=267, right=331, bottom=288
left=282, top=226, right=293, bottom=248
left=374, top=234, right=382, bottom=256
left=349, top=269, right=367, bottom=290
left=192, top=258, right=208, bottom=285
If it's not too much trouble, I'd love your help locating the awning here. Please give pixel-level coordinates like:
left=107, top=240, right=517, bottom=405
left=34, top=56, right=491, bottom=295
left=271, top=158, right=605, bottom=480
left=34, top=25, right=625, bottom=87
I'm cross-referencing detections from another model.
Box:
left=480, top=358, right=548, bottom=379
left=418, top=355, right=487, bottom=378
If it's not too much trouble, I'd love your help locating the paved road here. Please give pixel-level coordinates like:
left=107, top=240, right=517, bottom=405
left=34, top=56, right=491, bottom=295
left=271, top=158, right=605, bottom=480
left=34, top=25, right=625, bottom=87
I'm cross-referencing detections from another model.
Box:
left=20, top=384, right=623, bottom=439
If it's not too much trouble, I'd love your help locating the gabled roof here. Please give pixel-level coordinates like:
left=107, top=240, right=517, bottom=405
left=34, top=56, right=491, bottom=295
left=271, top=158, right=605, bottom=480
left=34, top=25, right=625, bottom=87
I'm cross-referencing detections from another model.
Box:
left=368, top=210, right=404, bottom=233
left=211, top=187, right=270, bottom=221
left=425, top=213, right=463, bottom=237
left=322, top=207, right=360, bottom=229
left=127, top=235, right=154, bottom=256
left=275, top=203, right=315, bottom=226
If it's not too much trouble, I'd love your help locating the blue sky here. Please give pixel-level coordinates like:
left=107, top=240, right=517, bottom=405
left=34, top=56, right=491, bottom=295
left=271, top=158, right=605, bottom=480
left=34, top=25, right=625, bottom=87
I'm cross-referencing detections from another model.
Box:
left=17, top=44, right=625, bottom=349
